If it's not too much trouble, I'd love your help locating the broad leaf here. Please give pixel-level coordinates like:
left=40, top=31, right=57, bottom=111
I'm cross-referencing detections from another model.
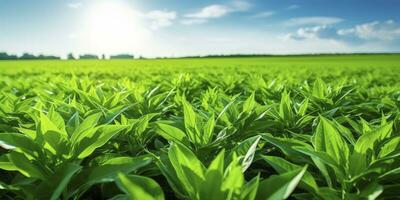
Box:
left=256, top=166, right=307, bottom=200
left=117, top=173, right=164, bottom=200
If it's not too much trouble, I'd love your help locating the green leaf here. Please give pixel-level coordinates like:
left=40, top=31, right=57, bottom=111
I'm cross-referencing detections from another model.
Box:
left=294, top=147, right=345, bottom=182
left=202, top=114, right=215, bottom=145
left=74, top=125, right=127, bottom=159
left=70, top=113, right=102, bottom=142
left=360, top=118, right=372, bottom=134
left=359, top=182, right=383, bottom=200
left=313, top=117, right=349, bottom=168
left=378, top=167, right=400, bottom=181
left=72, top=156, right=153, bottom=196
left=0, top=155, right=18, bottom=171
left=42, top=130, right=69, bottom=156
left=35, top=163, right=82, bottom=200
left=108, top=194, right=130, bottom=200
left=207, top=149, right=225, bottom=175
left=132, top=114, right=154, bottom=137
left=256, top=166, right=307, bottom=200
left=222, top=154, right=245, bottom=191
left=168, top=144, right=205, bottom=196
left=40, top=112, right=67, bottom=138
left=48, top=107, right=67, bottom=136
left=0, top=133, right=42, bottom=158
left=155, top=123, right=189, bottom=146
left=182, top=96, right=200, bottom=144
left=279, top=91, right=294, bottom=121
left=262, top=134, right=311, bottom=161
left=199, top=150, right=225, bottom=200
left=297, top=99, right=308, bottom=116
left=117, top=173, right=164, bottom=200
left=350, top=122, right=393, bottom=176
left=355, top=122, right=393, bottom=155
left=378, top=137, right=400, bottom=158
left=316, top=187, right=341, bottom=200
left=104, top=105, right=131, bottom=124
left=157, top=155, right=188, bottom=198
left=333, top=121, right=356, bottom=145
left=261, top=155, right=318, bottom=192
left=241, top=175, right=260, bottom=200
left=7, top=152, right=47, bottom=179
left=312, top=78, right=327, bottom=99
left=66, top=112, right=80, bottom=136
left=229, top=136, right=261, bottom=172
left=243, top=92, right=256, bottom=113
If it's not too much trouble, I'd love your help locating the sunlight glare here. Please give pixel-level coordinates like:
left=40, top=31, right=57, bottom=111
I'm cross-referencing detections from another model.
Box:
left=84, top=1, right=150, bottom=54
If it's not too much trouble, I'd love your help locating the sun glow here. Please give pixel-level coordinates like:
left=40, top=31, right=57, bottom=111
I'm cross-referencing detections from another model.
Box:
left=83, top=1, right=151, bottom=54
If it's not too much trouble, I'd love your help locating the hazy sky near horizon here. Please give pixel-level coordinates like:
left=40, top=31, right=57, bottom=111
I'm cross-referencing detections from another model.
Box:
left=1, top=0, right=400, bottom=57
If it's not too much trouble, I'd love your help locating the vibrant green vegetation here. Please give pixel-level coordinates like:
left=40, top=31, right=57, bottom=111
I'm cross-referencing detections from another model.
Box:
left=1, top=55, right=400, bottom=199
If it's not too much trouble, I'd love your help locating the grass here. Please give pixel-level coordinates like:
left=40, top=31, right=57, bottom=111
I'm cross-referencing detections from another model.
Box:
left=1, top=54, right=399, bottom=73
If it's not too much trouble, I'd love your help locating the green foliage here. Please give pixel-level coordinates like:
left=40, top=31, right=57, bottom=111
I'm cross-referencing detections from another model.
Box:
left=1, top=56, right=400, bottom=199
left=115, top=173, right=164, bottom=200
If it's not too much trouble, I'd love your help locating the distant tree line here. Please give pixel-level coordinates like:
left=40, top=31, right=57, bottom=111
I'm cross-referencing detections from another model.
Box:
left=0, top=52, right=136, bottom=60
left=176, top=53, right=400, bottom=59
left=0, top=52, right=60, bottom=60
left=1, top=51, right=398, bottom=60
left=0, top=52, right=18, bottom=60
left=66, top=53, right=135, bottom=60
left=110, top=54, right=134, bottom=59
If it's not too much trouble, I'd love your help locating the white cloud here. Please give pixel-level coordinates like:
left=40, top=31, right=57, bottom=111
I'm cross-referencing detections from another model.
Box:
left=67, top=2, right=82, bottom=9
left=251, top=11, right=275, bottom=18
left=185, top=5, right=230, bottom=19
left=287, top=5, right=300, bottom=10
left=285, top=17, right=343, bottom=26
left=155, top=30, right=360, bottom=57
left=285, top=26, right=340, bottom=41
left=338, top=20, right=400, bottom=41
left=231, top=0, right=252, bottom=11
left=180, top=19, right=207, bottom=25
left=285, top=20, right=400, bottom=45
left=183, top=1, right=251, bottom=25
left=145, top=10, right=177, bottom=30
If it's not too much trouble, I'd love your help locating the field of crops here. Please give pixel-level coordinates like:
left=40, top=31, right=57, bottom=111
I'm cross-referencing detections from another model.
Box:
left=1, top=55, right=400, bottom=200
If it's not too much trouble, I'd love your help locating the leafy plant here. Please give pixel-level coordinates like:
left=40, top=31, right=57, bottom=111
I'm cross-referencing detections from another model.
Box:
left=1, top=56, right=400, bottom=199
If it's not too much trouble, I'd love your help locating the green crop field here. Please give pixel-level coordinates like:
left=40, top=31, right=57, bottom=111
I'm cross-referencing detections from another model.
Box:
left=1, top=54, right=400, bottom=200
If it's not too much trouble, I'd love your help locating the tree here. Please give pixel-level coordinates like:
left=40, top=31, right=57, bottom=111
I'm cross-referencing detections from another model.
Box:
left=110, top=54, right=134, bottom=59
left=67, top=53, right=76, bottom=60
left=79, top=54, right=99, bottom=60
left=19, top=53, right=36, bottom=60
left=0, top=52, right=18, bottom=60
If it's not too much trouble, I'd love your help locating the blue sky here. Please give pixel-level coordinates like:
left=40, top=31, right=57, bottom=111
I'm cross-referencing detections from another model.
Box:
left=1, top=0, right=400, bottom=57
